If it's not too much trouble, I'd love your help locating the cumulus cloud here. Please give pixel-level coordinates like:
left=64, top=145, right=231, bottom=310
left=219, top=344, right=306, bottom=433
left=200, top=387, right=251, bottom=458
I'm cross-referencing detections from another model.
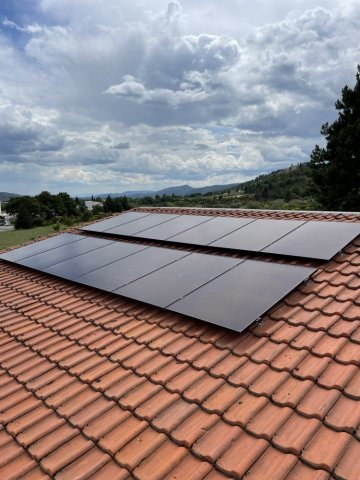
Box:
left=0, top=104, right=64, bottom=156
left=104, top=75, right=210, bottom=107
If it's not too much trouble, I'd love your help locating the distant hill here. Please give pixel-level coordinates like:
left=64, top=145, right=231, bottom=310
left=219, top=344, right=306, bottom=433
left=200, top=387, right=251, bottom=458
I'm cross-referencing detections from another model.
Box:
left=156, top=183, right=238, bottom=197
left=0, top=192, right=20, bottom=202
left=81, top=183, right=238, bottom=199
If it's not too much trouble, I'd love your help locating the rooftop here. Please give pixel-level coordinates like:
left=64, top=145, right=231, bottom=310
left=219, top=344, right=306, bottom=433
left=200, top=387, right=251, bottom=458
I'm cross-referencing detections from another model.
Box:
left=0, top=207, right=359, bottom=479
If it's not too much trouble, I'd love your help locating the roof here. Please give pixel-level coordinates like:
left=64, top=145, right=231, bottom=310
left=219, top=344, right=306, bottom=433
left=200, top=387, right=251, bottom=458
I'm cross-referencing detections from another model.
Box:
left=0, top=207, right=359, bottom=480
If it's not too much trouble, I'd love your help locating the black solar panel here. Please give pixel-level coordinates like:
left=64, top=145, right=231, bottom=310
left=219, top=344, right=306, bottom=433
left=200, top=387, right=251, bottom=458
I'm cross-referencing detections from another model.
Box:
left=81, top=211, right=151, bottom=232
left=132, top=214, right=213, bottom=240
left=169, top=216, right=255, bottom=245
left=106, top=213, right=180, bottom=236
left=263, top=220, right=360, bottom=260
left=169, top=260, right=315, bottom=331
left=210, top=219, right=305, bottom=252
left=116, top=252, right=241, bottom=307
left=80, top=213, right=360, bottom=262
left=0, top=232, right=318, bottom=333
left=75, top=246, right=189, bottom=292
left=0, top=233, right=83, bottom=262
left=44, top=242, right=147, bottom=280
left=18, top=237, right=114, bottom=270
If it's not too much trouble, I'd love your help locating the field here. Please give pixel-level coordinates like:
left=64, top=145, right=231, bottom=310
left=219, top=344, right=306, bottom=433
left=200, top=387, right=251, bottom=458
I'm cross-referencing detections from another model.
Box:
left=0, top=225, right=59, bottom=250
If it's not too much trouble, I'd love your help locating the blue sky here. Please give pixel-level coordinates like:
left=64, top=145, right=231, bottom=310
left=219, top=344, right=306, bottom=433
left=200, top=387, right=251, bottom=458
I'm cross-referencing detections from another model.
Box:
left=0, top=0, right=359, bottom=195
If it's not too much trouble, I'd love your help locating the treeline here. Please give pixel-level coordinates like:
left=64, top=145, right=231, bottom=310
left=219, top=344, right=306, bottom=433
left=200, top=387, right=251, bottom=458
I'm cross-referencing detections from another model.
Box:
left=103, top=195, right=130, bottom=213
left=5, top=191, right=130, bottom=229
left=6, top=192, right=82, bottom=229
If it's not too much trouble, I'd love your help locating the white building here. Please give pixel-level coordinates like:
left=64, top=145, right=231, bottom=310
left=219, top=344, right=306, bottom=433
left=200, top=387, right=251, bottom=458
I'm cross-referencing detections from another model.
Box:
left=84, top=200, right=103, bottom=211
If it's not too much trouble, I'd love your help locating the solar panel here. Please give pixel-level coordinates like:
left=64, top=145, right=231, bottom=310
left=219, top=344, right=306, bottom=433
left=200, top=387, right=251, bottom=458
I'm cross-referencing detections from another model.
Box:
left=0, top=233, right=84, bottom=262
left=263, top=221, right=360, bottom=260
left=81, top=212, right=360, bottom=262
left=169, top=260, right=315, bottom=331
left=169, top=216, right=255, bottom=245
left=106, top=213, right=180, bottom=236
left=44, top=242, right=147, bottom=280
left=18, top=237, right=114, bottom=270
left=82, top=211, right=151, bottom=233
left=132, top=214, right=213, bottom=241
left=75, top=246, right=189, bottom=292
left=116, top=252, right=241, bottom=307
left=0, top=231, right=318, bottom=333
left=210, top=219, right=305, bottom=252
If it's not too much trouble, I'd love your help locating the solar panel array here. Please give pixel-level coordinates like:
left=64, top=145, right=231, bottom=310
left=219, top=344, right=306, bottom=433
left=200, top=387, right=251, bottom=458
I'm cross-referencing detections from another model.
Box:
left=0, top=233, right=315, bottom=333
left=82, top=212, right=360, bottom=260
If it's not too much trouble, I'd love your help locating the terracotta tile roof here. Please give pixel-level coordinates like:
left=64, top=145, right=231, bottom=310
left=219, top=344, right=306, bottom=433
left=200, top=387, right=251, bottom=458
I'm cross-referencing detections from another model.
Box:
left=0, top=208, right=359, bottom=479
left=133, top=206, right=360, bottom=222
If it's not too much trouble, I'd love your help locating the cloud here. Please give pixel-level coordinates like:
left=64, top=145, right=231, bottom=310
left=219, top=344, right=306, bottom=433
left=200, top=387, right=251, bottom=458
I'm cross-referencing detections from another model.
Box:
left=0, top=104, right=64, bottom=156
left=3, top=18, right=42, bottom=34
left=113, top=142, right=130, bottom=150
left=0, top=1, right=359, bottom=194
left=195, top=144, right=209, bottom=150
left=104, top=75, right=210, bottom=107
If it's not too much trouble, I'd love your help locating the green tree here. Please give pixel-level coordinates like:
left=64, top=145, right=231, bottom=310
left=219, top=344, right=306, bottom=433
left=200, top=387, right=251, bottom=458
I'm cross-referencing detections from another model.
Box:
left=6, top=196, right=43, bottom=228
left=15, top=205, right=34, bottom=229
left=310, top=66, right=360, bottom=210
left=121, top=196, right=130, bottom=210
left=103, top=195, right=115, bottom=213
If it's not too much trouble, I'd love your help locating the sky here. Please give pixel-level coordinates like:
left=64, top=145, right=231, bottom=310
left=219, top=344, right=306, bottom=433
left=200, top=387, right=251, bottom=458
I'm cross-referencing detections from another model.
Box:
left=0, top=0, right=359, bottom=196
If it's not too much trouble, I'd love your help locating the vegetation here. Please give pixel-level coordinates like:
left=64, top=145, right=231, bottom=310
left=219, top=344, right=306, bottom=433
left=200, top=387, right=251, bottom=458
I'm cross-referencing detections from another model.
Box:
left=239, top=163, right=315, bottom=203
left=103, top=195, right=130, bottom=213
left=0, top=225, right=61, bottom=250
left=6, top=192, right=83, bottom=229
left=4, top=191, right=131, bottom=230
left=310, top=65, right=360, bottom=211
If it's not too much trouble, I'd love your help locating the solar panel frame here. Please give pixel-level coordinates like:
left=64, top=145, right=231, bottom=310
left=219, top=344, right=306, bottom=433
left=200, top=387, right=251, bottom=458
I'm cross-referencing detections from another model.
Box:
left=116, top=252, right=242, bottom=307
left=0, top=233, right=84, bottom=262
left=168, top=259, right=315, bottom=331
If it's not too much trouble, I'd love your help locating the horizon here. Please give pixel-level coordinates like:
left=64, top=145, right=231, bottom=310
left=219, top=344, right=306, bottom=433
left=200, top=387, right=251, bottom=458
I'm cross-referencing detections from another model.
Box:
left=0, top=1, right=359, bottom=195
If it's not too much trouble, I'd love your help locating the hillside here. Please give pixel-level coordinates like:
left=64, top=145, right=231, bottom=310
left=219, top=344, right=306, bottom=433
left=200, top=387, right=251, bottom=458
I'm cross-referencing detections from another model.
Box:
left=132, top=163, right=317, bottom=210
left=238, top=163, right=314, bottom=201
left=0, top=192, right=20, bottom=202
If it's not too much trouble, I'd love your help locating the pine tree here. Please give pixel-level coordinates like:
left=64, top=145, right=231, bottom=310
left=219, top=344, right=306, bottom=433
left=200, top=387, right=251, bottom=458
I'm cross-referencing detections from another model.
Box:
left=310, top=66, right=360, bottom=211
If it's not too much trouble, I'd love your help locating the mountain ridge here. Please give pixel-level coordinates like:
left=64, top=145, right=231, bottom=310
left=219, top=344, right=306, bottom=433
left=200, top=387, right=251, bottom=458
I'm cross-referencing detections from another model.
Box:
left=80, top=182, right=238, bottom=199
left=0, top=192, right=20, bottom=202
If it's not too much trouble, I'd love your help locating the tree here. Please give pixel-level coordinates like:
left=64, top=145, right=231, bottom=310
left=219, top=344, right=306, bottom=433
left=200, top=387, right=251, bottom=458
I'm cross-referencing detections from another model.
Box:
left=6, top=196, right=43, bottom=228
left=15, top=205, right=34, bottom=229
left=310, top=66, right=360, bottom=211
left=103, top=195, right=115, bottom=213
